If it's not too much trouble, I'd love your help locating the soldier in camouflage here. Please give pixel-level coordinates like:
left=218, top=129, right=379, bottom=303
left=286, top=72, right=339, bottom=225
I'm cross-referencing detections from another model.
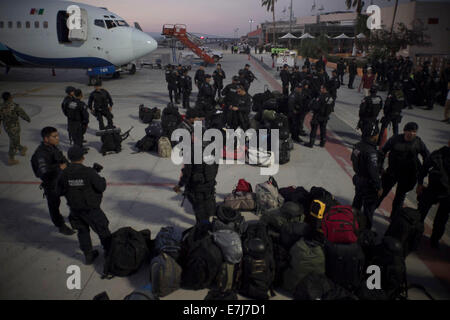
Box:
left=0, top=92, right=31, bottom=165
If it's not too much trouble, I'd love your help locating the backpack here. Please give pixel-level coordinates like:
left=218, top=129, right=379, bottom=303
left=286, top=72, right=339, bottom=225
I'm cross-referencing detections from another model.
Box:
left=102, top=227, right=150, bottom=278
left=282, top=238, right=325, bottom=294
left=146, top=121, right=163, bottom=138
left=279, top=139, right=291, bottom=164
left=384, top=207, right=424, bottom=257
left=135, top=135, right=158, bottom=152
left=150, top=252, right=182, bottom=297
left=239, top=221, right=276, bottom=300
left=180, top=233, right=224, bottom=290
left=207, top=262, right=240, bottom=300
left=223, top=191, right=256, bottom=211
left=212, top=205, right=245, bottom=234
left=322, top=205, right=359, bottom=244
left=279, top=186, right=310, bottom=206
left=324, top=241, right=365, bottom=291
left=271, top=113, right=290, bottom=140
left=255, top=176, right=285, bottom=215
left=307, top=187, right=339, bottom=231
left=153, top=226, right=182, bottom=261
left=139, top=105, right=160, bottom=124
left=100, top=128, right=122, bottom=155
left=294, top=272, right=357, bottom=300
left=262, top=109, right=276, bottom=122
left=260, top=201, right=304, bottom=233
left=280, top=222, right=312, bottom=249
left=212, top=229, right=243, bottom=264
left=162, top=106, right=181, bottom=138
left=158, top=136, right=172, bottom=158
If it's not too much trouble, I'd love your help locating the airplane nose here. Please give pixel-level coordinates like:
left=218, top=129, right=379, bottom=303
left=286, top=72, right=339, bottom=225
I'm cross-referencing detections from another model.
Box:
left=132, top=29, right=157, bottom=59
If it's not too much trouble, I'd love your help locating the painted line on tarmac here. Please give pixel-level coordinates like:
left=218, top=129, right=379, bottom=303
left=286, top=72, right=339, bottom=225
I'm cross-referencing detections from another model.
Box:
left=250, top=55, right=450, bottom=290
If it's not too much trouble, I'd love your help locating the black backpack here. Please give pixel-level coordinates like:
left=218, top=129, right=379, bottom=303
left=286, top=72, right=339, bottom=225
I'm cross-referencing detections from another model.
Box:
left=162, top=106, right=181, bottom=138
left=270, top=113, right=290, bottom=140
left=139, top=105, right=160, bottom=124
left=213, top=205, right=245, bottom=234
left=294, top=272, right=357, bottom=300
left=384, top=207, right=424, bottom=257
left=280, top=221, right=312, bottom=249
left=239, top=221, right=276, bottom=300
left=279, top=139, right=291, bottom=164
left=135, top=135, right=158, bottom=152
left=100, top=129, right=122, bottom=155
left=102, top=227, right=151, bottom=279
left=324, top=241, right=365, bottom=291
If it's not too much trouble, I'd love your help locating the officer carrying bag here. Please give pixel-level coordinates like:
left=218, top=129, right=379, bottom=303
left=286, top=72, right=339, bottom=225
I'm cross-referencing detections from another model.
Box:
left=102, top=227, right=150, bottom=279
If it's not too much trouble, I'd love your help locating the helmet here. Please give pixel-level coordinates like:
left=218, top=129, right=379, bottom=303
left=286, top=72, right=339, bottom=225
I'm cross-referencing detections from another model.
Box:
left=369, top=86, right=378, bottom=95
left=65, top=86, right=76, bottom=94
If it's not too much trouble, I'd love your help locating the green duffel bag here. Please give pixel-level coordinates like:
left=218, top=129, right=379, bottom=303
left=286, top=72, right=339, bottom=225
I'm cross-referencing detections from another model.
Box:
left=260, top=202, right=304, bottom=233
left=282, top=238, right=325, bottom=294
left=262, top=109, right=277, bottom=122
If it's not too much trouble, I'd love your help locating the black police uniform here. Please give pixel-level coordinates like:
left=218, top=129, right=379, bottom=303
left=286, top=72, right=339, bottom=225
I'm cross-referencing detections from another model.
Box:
left=176, top=67, right=183, bottom=101
left=31, top=143, right=69, bottom=228
left=377, top=134, right=430, bottom=216
left=351, top=138, right=382, bottom=230
left=380, top=90, right=405, bottom=140
left=62, top=95, right=74, bottom=144
left=310, top=72, right=323, bottom=98
left=226, top=93, right=252, bottom=130
left=212, top=69, right=226, bottom=98
left=238, top=76, right=250, bottom=93
left=280, top=68, right=291, bottom=96
left=181, top=74, right=192, bottom=109
left=417, top=146, right=450, bottom=245
left=243, top=68, right=255, bottom=89
left=65, top=98, right=89, bottom=148
left=402, top=76, right=417, bottom=107
left=58, top=163, right=111, bottom=256
left=178, top=150, right=219, bottom=224
left=88, top=89, right=114, bottom=130
left=222, top=82, right=239, bottom=109
left=337, top=61, right=346, bottom=84
left=194, top=69, right=206, bottom=88
left=198, top=81, right=215, bottom=106
left=166, top=69, right=179, bottom=104
left=358, top=94, right=382, bottom=135
left=308, top=92, right=334, bottom=147
left=288, top=89, right=309, bottom=140
left=290, top=69, right=301, bottom=93
left=348, top=61, right=357, bottom=89
left=327, top=75, right=340, bottom=102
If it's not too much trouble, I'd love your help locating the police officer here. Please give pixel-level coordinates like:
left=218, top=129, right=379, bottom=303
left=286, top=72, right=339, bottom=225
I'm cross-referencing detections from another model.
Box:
left=357, top=86, right=383, bottom=135
left=238, top=69, right=250, bottom=93
left=65, top=89, right=90, bottom=149
left=58, top=146, right=111, bottom=264
left=176, top=64, right=184, bottom=103
left=351, top=121, right=383, bottom=230
left=226, top=85, right=252, bottom=130
left=194, top=65, right=206, bottom=89
left=212, top=64, right=226, bottom=99
left=62, top=86, right=76, bottom=144
left=424, top=69, right=439, bottom=110
left=165, top=65, right=179, bottom=104
left=173, top=135, right=219, bottom=225
left=309, top=67, right=323, bottom=99
left=379, top=82, right=406, bottom=143
left=181, top=68, right=192, bottom=109
left=280, top=64, right=291, bottom=96
left=305, top=85, right=335, bottom=148
left=243, top=64, right=256, bottom=90
left=348, top=58, right=357, bottom=89
left=31, top=127, right=75, bottom=235
left=288, top=83, right=308, bottom=142
left=376, top=122, right=430, bottom=217
left=327, top=70, right=341, bottom=103
left=416, top=140, right=450, bottom=249
left=0, top=92, right=31, bottom=165
left=198, top=74, right=215, bottom=106
left=402, top=73, right=416, bottom=109
left=88, top=80, right=114, bottom=130
left=337, top=58, right=346, bottom=85
left=290, top=66, right=301, bottom=93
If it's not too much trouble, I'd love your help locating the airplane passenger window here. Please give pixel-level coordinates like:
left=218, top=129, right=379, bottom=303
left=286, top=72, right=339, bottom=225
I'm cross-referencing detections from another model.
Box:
left=105, top=20, right=116, bottom=29
left=26, top=21, right=30, bottom=28
left=17, top=22, right=22, bottom=28
left=44, top=21, right=48, bottom=29
left=94, top=19, right=105, bottom=28
left=35, top=21, right=39, bottom=28
left=115, top=20, right=129, bottom=27
left=8, top=21, right=12, bottom=28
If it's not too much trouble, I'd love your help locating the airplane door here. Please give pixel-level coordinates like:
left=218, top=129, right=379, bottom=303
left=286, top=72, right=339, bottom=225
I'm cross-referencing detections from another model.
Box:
left=68, top=8, right=88, bottom=41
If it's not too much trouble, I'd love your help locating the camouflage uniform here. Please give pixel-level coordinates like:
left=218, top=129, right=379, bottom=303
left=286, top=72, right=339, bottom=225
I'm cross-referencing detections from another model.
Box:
left=0, top=101, right=31, bottom=158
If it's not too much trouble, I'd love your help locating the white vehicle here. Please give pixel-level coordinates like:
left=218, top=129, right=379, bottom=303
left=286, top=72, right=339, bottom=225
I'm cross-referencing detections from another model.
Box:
left=276, top=50, right=298, bottom=70
left=199, top=46, right=223, bottom=61
left=0, top=0, right=158, bottom=83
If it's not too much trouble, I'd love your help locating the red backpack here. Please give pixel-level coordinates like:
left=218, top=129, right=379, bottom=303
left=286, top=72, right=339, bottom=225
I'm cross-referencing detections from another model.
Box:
left=322, top=205, right=359, bottom=243
left=235, top=179, right=253, bottom=193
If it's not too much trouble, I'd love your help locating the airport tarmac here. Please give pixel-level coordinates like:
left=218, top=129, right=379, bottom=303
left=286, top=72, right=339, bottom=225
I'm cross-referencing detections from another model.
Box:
left=0, top=47, right=448, bottom=300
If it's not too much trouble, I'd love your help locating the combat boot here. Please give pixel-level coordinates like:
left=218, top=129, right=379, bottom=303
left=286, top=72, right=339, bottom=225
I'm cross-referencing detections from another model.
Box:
left=85, top=250, right=99, bottom=265
left=20, top=146, right=28, bottom=156
left=8, top=157, right=19, bottom=166
left=58, top=224, right=76, bottom=235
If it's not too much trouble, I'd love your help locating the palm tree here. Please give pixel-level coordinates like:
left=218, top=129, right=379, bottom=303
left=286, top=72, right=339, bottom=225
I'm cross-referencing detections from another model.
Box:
left=389, top=0, right=399, bottom=36
left=261, top=0, right=277, bottom=45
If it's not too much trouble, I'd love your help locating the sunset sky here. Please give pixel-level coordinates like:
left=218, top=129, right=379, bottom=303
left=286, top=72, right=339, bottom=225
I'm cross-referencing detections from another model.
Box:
left=71, top=0, right=444, bottom=37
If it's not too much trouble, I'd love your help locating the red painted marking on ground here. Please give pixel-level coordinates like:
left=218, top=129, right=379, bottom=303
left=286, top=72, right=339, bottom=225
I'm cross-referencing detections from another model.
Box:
left=251, top=55, right=450, bottom=291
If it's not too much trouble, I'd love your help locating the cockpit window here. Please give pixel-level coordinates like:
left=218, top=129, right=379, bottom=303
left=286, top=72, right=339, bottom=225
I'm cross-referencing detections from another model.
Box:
left=110, top=15, right=116, bottom=18
left=115, top=20, right=129, bottom=27
left=105, top=20, right=116, bottom=29
left=94, top=19, right=105, bottom=28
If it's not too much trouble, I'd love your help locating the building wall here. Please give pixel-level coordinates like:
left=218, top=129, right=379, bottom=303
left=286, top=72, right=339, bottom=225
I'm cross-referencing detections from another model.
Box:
left=297, top=16, right=317, bottom=26
left=319, top=12, right=358, bottom=23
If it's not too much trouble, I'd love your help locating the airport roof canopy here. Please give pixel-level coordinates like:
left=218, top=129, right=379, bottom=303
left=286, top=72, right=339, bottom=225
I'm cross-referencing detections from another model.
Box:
left=279, top=33, right=298, bottom=39
left=298, top=33, right=315, bottom=39
left=333, top=33, right=354, bottom=39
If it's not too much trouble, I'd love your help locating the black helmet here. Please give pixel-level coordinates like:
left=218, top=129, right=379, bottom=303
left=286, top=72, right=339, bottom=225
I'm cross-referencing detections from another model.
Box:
left=232, top=75, right=240, bottom=82
left=238, top=69, right=245, bottom=76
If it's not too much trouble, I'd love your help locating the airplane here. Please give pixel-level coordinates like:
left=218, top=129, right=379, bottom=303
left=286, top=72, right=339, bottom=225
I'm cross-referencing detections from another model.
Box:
left=0, top=0, right=158, bottom=84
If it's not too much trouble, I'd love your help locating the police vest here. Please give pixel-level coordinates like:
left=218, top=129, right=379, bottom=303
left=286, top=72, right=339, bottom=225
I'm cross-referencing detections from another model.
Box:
left=63, top=166, right=101, bottom=209
left=66, top=100, right=81, bottom=121
left=361, top=96, right=382, bottom=118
